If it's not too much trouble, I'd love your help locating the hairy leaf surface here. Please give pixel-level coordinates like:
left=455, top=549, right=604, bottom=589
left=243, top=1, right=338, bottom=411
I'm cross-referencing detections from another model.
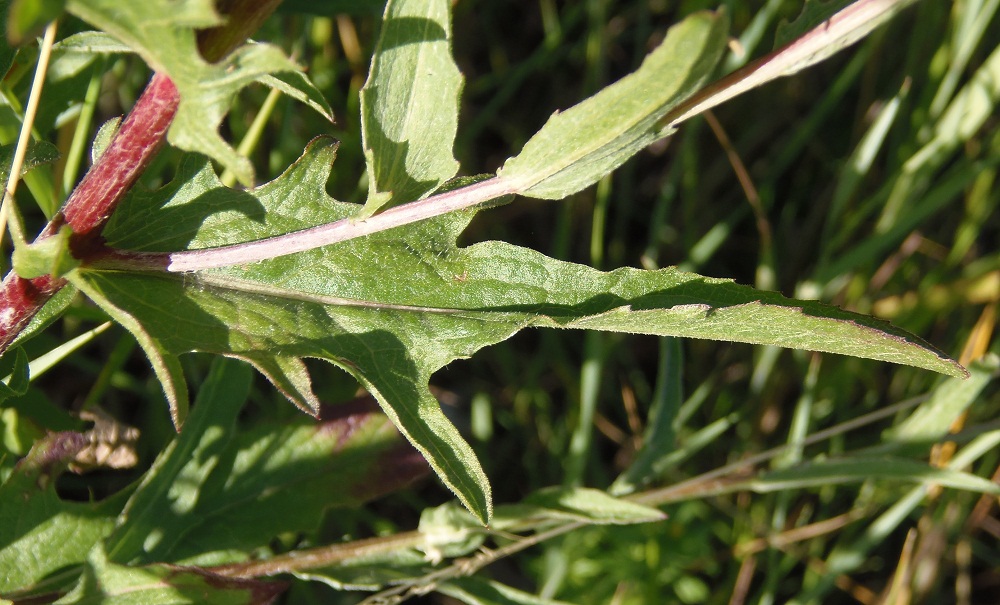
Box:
left=65, top=0, right=331, bottom=185
left=360, top=0, right=462, bottom=214
left=498, top=10, right=729, bottom=199
left=105, top=358, right=428, bottom=568
left=80, top=139, right=964, bottom=523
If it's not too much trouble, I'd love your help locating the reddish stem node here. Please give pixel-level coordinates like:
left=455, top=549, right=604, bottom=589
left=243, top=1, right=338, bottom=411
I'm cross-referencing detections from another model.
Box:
left=0, top=0, right=285, bottom=357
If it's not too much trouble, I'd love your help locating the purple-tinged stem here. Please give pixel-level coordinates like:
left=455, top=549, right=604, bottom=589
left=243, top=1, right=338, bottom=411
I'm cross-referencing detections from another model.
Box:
left=0, top=74, right=179, bottom=355
left=93, top=177, right=516, bottom=273
left=0, top=0, right=286, bottom=356
left=54, top=73, right=179, bottom=240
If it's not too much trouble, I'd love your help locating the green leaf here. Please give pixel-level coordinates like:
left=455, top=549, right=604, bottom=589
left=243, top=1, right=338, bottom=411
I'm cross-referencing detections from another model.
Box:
left=359, top=0, right=462, bottom=215
left=56, top=545, right=286, bottom=605
left=52, top=31, right=334, bottom=139
left=7, top=0, right=66, bottom=45
left=64, top=0, right=327, bottom=186
left=12, top=225, right=81, bottom=279
left=6, top=285, right=78, bottom=351
left=513, top=487, right=665, bottom=525
left=0, top=347, right=29, bottom=402
left=76, top=280, right=190, bottom=426
left=439, top=577, right=576, bottom=605
left=661, top=0, right=922, bottom=131
left=884, top=353, right=999, bottom=445
left=52, top=30, right=130, bottom=55
left=0, top=140, right=60, bottom=184
left=498, top=10, right=729, bottom=199
left=106, top=359, right=427, bottom=567
left=85, top=140, right=962, bottom=524
left=0, top=0, right=18, bottom=73
left=774, top=0, right=918, bottom=66
left=91, top=116, right=120, bottom=162
left=0, top=431, right=122, bottom=597
left=610, top=337, right=683, bottom=495
left=258, top=71, right=334, bottom=125
left=773, top=0, right=853, bottom=49
left=104, top=356, right=253, bottom=566
left=418, top=500, right=488, bottom=562
left=754, top=456, right=1000, bottom=495
left=278, top=0, right=385, bottom=16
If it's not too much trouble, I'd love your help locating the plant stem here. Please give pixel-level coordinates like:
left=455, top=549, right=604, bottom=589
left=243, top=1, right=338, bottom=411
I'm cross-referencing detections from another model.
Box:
left=0, top=1, right=285, bottom=357
left=209, top=530, right=426, bottom=578
left=0, top=73, right=180, bottom=356
left=0, top=22, right=58, bottom=247
left=53, top=73, right=180, bottom=240
left=661, top=0, right=918, bottom=130
left=94, top=177, right=517, bottom=272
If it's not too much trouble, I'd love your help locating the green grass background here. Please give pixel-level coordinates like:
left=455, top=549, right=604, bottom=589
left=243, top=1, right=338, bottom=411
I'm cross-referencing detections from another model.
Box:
left=2, top=1, right=998, bottom=603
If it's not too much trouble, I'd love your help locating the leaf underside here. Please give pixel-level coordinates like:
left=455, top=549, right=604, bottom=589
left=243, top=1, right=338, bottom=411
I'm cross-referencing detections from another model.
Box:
left=83, top=138, right=964, bottom=524
left=498, top=9, right=730, bottom=199
left=360, top=0, right=462, bottom=214
left=65, top=0, right=331, bottom=186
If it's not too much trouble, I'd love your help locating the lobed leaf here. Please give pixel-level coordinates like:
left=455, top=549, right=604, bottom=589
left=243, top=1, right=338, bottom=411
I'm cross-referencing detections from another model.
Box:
left=83, top=139, right=964, bottom=524
left=360, top=0, right=462, bottom=215
left=0, top=347, right=29, bottom=403
left=64, top=0, right=331, bottom=186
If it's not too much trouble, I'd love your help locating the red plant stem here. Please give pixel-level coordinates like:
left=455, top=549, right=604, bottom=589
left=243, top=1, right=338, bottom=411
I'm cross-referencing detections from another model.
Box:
left=56, top=73, right=179, bottom=238
left=0, top=74, right=179, bottom=355
left=0, top=0, right=284, bottom=357
left=0, top=273, right=65, bottom=350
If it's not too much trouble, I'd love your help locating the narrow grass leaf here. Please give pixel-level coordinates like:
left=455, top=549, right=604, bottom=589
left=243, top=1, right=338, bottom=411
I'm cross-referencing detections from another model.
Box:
left=611, top=337, right=683, bottom=495
left=104, top=357, right=252, bottom=565
left=439, top=577, right=577, bottom=605
left=753, top=456, right=1000, bottom=495
left=798, top=430, right=1000, bottom=603
left=360, top=0, right=462, bottom=214
left=164, top=398, right=428, bottom=566
left=877, top=38, right=1000, bottom=230
left=105, top=356, right=425, bottom=567
left=498, top=10, right=729, bottom=199
left=884, top=353, right=998, bottom=444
